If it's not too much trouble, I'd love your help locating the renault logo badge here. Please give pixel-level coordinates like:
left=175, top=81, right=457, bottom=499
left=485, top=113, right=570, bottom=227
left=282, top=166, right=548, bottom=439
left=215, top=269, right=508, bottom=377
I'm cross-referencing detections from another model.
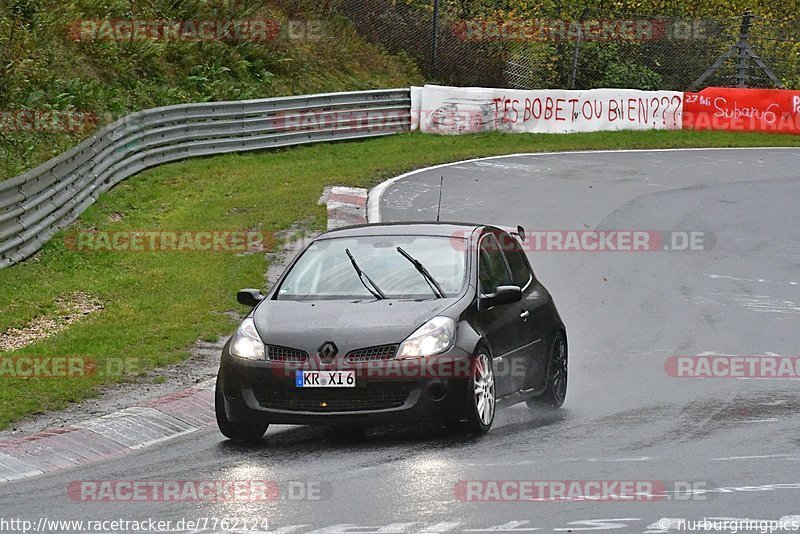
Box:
left=318, top=341, right=338, bottom=363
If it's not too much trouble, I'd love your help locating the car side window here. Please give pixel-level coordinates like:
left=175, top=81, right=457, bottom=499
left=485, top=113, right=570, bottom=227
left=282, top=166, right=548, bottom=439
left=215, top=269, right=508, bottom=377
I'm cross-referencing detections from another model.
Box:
left=479, top=234, right=512, bottom=294
left=497, top=231, right=533, bottom=288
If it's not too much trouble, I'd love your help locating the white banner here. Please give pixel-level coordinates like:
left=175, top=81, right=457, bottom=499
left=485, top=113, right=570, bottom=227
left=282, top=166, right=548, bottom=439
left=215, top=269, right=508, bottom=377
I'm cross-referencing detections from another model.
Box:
left=416, top=84, right=683, bottom=134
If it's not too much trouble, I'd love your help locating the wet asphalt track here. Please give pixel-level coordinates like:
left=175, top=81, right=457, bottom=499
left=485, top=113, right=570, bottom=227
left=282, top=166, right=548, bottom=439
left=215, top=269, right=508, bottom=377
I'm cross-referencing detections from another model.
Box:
left=2, top=148, right=799, bottom=533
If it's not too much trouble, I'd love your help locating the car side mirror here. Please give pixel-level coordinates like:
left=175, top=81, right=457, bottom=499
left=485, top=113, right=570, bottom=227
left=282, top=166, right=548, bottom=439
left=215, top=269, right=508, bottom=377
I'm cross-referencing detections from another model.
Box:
left=237, top=289, right=264, bottom=307
left=480, top=285, right=522, bottom=310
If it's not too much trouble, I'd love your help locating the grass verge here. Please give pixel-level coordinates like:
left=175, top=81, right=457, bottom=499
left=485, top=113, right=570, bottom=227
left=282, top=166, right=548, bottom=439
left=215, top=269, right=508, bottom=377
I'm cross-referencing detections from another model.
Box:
left=1, top=129, right=799, bottom=428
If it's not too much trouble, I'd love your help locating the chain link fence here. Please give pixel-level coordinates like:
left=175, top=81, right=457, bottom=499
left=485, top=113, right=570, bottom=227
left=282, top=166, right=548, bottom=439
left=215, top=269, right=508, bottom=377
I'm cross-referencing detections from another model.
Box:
left=283, top=0, right=800, bottom=91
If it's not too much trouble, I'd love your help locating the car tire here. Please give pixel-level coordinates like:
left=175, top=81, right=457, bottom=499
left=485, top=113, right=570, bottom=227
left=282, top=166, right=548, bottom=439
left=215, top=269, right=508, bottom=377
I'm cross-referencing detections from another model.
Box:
left=463, top=346, right=496, bottom=434
left=527, top=333, right=567, bottom=409
left=215, top=382, right=268, bottom=443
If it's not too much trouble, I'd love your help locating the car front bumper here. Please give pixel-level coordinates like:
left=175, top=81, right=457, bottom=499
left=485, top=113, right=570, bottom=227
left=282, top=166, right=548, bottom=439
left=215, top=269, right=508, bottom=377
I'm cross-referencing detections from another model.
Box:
left=217, top=340, right=474, bottom=426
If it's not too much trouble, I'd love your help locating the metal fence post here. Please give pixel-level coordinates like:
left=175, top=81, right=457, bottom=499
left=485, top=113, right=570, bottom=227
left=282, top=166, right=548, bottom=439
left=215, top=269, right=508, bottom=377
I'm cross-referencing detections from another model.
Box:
left=430, top=0, right=440, bottom=78
left=569, top=8, right=590, bottom=90
left=736, top=11, right=753, bottom=88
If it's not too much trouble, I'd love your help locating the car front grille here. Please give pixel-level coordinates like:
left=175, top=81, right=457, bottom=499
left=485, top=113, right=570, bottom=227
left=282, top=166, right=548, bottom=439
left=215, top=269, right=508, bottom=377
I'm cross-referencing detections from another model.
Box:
left=345, top=344, right=399, bottom=363
left=266, top=345, right=309, bottom=364
left=254, top=382, right=412, bottom=412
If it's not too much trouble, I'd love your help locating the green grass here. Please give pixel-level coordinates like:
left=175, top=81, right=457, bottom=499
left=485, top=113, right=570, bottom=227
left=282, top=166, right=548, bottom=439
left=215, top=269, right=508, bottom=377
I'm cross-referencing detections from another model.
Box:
left=1, top=129, right=799, bottom=428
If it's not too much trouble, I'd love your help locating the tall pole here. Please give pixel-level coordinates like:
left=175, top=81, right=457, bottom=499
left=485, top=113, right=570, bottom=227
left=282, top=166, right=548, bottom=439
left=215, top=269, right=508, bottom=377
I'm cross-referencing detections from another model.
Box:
left=569, top=8, right=589, bottom=90
left=431, top=0, right=440, bottom=78
left=736, top=12, right=753, bottom=88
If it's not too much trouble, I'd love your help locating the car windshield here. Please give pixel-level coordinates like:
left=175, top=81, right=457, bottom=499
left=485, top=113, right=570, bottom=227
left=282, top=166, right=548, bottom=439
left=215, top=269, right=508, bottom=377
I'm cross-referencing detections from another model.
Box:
left=276, top=234, right=467, bottom=300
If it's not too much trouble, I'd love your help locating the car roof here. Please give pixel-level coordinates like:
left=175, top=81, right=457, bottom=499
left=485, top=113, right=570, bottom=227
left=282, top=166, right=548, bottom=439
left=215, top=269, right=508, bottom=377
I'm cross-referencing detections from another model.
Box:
left=318, top=221, right=489, bottom=239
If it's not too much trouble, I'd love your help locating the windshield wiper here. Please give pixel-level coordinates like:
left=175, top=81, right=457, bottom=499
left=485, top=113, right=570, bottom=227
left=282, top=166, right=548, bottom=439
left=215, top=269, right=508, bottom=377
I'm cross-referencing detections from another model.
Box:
left=345, top=249, right=386, bottom=300
left=396, top=247, right=446, bottom=299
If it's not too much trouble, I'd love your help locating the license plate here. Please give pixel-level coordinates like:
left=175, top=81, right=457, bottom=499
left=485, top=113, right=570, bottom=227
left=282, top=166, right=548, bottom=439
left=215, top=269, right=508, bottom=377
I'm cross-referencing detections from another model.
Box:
left=295, top=370, right=356, bottom=388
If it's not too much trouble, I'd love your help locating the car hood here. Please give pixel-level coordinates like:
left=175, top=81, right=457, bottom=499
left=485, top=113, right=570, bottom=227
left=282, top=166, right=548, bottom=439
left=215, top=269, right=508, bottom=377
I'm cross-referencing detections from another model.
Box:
left=252, top=298, right=457, bottom=355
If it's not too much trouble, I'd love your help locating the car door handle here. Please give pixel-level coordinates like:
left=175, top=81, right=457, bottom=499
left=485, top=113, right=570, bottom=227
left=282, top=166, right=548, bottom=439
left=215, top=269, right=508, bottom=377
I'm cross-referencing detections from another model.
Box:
left=520, top=310, right=530, bottom=319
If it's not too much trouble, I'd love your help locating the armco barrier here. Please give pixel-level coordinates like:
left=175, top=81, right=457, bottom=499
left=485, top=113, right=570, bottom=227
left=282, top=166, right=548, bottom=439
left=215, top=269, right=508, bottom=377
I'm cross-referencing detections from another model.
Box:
left=0, top=89, right=411, bottom=269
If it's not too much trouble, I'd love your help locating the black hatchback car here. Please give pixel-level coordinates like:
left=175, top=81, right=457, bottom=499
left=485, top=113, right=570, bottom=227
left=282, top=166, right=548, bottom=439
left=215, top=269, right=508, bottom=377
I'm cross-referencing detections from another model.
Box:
left=216, top=222, right=567, bottom=441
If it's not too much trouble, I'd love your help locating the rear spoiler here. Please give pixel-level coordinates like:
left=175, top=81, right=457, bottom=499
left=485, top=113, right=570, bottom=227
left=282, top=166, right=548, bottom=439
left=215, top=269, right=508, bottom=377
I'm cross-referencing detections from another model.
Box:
left=496, top=225, right=526, bottom=242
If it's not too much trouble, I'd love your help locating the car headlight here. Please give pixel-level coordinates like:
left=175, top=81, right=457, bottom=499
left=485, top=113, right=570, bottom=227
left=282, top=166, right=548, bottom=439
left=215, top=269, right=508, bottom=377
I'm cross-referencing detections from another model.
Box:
left=397, top=316, right=455, bottom=359
left=230, top=317, right=265, bottom=360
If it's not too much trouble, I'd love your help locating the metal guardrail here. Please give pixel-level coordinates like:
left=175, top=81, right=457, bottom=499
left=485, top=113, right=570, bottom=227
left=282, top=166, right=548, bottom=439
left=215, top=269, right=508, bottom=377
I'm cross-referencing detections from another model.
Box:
left=0, top=89, right=411, bottom=269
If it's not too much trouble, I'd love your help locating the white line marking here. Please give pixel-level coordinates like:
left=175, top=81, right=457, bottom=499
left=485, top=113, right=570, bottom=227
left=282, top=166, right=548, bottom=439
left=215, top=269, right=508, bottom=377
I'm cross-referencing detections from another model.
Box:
left=555, top=456, right=655, bottom=463
left=464, top=520, right=541, bottom=532
left=711, top=454, right=796, bottom=461
left=704, top=273, right=800, bottom=286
